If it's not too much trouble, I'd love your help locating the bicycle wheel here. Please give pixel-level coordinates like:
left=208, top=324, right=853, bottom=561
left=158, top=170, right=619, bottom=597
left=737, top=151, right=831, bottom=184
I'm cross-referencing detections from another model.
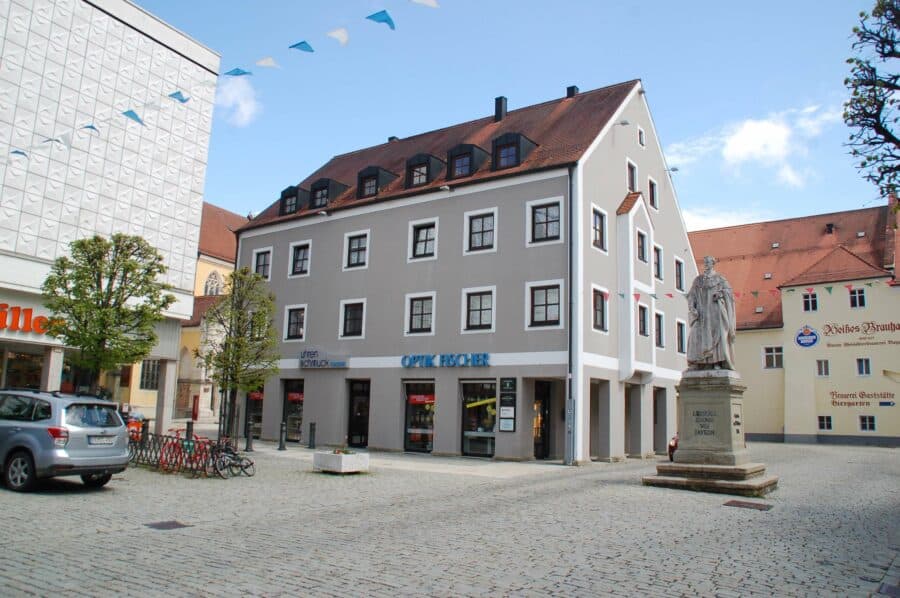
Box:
left=240, top=457, right=255, bottom=477
left=228, top=456, right=243, bottom=478
left=214, top=454, right=232, bottom=479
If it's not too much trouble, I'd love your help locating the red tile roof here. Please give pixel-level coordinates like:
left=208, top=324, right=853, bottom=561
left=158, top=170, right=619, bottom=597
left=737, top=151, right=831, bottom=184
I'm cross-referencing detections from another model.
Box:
left=617, top=191, right=643, bottom=215
left=688, top=205, right=895, bottom=330
left=200, top=202, right=248, bottom=262
left=240, top=81, right=640, bottom=232
left=182, top=295, right=223, bottom=328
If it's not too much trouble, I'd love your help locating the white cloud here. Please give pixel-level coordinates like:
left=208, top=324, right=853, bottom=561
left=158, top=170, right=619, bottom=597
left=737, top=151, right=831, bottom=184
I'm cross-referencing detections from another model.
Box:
left=794, top=105, right=842, bottom=137
left=682, top=206, right=774, bottom=231
left=777, top=164, right=804, bottom=188
left=411, top=0, right=440, bottom=6
left=215, top=77, right=261, bottom=127
left=722, top=119, right=791, bottom=165
left=664, top=133, right=720, bottom=167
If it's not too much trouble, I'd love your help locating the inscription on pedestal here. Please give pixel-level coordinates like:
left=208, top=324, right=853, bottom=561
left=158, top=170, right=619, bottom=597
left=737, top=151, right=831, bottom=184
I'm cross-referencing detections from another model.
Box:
left=693, top=408, right=718, bottom=438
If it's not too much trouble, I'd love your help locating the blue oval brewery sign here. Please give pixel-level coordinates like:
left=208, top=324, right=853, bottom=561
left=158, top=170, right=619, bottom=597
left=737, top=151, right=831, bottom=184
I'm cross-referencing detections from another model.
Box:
left=795, top=325, right=819, bottom=348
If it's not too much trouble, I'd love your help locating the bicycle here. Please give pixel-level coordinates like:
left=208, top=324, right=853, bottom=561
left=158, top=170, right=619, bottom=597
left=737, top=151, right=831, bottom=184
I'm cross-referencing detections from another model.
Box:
left=212, top=438, right=255, bottom=478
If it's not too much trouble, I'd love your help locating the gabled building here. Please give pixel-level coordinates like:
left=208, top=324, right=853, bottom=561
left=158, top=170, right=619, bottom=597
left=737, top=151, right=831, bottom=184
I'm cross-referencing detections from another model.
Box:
left=236, top=81, right=698, bottom=462
left=689, top=199, right=899, bottom=446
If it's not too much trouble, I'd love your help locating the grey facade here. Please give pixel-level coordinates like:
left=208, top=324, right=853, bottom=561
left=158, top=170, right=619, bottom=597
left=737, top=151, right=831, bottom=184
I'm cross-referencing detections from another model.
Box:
left=237, top=82, right=698, bottom=462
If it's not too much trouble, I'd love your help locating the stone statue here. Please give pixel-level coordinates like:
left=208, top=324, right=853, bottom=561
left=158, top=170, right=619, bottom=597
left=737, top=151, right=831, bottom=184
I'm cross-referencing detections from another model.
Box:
left=687, top=256, right=736, bottom=370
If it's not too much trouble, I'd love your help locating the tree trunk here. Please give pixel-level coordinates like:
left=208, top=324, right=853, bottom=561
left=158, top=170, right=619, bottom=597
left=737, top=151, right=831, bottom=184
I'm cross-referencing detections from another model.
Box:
left=226, top=387, right=238, bottom=438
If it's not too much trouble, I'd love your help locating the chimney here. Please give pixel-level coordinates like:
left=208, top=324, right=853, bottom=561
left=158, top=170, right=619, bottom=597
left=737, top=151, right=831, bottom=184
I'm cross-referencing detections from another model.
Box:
left=388, top=136, right=399, bottom=143
left=566, top=85, right=579, bottom=98
left=494, top=96, right=507, bottom=122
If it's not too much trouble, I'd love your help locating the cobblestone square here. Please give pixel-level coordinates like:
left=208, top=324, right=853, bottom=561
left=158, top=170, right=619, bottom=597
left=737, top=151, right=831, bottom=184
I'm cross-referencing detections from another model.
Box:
left=2, top=442, right=898, bottom=597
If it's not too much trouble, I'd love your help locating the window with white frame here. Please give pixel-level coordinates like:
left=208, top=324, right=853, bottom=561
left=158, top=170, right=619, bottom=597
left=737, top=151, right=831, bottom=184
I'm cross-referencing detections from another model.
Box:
left=464, top=208, right=497, bottom=254
left=857, top=357, right=871, bottom=376
left=816, top=359, right=830, bottom=377
left=676, top=320, right=686, bottom=354
left=289, top=241, right=311, bottom=277
left=803, top=292, right=818, bottom=312
left=638, top=127, right=645, bottom=147
left=526, top=281, right=563, bottom=329
left=627, top=160, right=637, bottom=192
left=405, top=292, right=435, bottom=336
left=409, top=218, right=438, bottom=261
left=638, top=305, right=649, bottom=336
left=592, top=288, right=608, bottom=332
left=462, top=286, right=496, bottom=333
left=637, top=231, right=648, bottom=263
left=675, top=258, right=685, bottom=292
left=530, top=201, right=561, bottom=243
left=849, top=288, right=866, bottom=308
left=591, top=207, right=607, bottom=251
left=648, top=177, right=658, bottom=209
left=818, top=415, right=832, bottom=431
left=343, top=230, right=370, bottom=270
left=253, top=248, right=272, bottom=280
left=653, top=245, right=663, bottom=280
left=859, top=415, right=875, bottom=431
left=284, top=305, right=307, bottom=341
left=654, top=312, right=664, bottom=348
left=764, top=346, right=783, bottom=369
left=339, top=299, right=366, bottom=338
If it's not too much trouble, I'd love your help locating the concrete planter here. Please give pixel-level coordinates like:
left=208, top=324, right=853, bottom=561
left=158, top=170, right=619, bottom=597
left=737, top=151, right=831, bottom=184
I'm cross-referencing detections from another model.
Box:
left=313, top=451, right=369, bottom=474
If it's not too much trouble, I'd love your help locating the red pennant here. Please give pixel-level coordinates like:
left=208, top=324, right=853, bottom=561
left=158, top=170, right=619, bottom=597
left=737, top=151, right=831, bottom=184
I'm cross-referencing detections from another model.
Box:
left=633, top=293, right=641, bottom=302
left=844, top=283, right=854, bottom=290
left=734, top=291, right=742, bottom=298
left=769, top=289, right=779, bottom=296
left=805, top=287, right=814, bottom=293
left=665, top=292, right=674, bottom=298
left=601, top=291, right=609, bottom=300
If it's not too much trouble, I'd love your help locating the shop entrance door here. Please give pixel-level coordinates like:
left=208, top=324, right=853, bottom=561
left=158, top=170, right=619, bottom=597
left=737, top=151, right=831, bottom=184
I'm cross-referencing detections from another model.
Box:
left=347, top=381, right=370, bottom=448
left=533, top=380, right=552, bottom=459
left=283, top=379, right=304, bottom=442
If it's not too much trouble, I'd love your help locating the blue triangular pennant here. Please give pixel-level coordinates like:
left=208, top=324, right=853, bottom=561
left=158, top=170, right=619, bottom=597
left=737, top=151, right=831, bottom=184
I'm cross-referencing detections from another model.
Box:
left=289, top=40, right=314, bottom=52
left=366, top=9, right=396, bottom=30
left=122, top=110, right=145, bottom=126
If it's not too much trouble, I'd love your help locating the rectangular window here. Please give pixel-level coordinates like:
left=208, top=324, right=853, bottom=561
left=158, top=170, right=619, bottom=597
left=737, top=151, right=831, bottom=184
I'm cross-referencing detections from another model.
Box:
left=531, top=202, right=560, bottom=242
left=468, top=212, right=494, bottom=252
left=408, top=296, right=433, bottom=334
left=818, top=415, right=832, bottom=431
left=530, top=285, right=560, bottom=327
left=342, top=302, right=364, bottom=337
left=466, top=291, right=493, bottom=331
left=254, top=250, right=271, bottom=279
left=291, top=243, right=310, bottom=276
left=638, top=305, right=649, bottom=336
left=648, top=178, right=658, bottom=209
left=282, top=195, right=297, bottom=214
left=764, top=346, right=784, bottom=369
left=412, top=223, right=436, bottom=258
left=346, top=233, right=368, bottom=268
left=857, top=357, right=871, bottom=376
left=592, top=208, right=606, bottom=250
left=676, top=321, right=686, bottom=354
left=653, top=246, right=663, bottom=279
left=638, top=127, right=645, bottom=147
left=675, top=258, right=685, bottom=292
left=409, top=164, right=428, bottom=186
left=461, top=382, right=496, bottom=457
left=803, top=293, right=818, bottom=312
left=311, top=187, right=328, bottom=208
left=592, top=289, right=607, bottom=331
left=452, top=154, right=471, bottom=178
left=627, top=161, right=637, bottom=192
left=139, top=359, right=160, bottom=390
left=497, top=143, right=518, bottom=168
left=405, top=382, right=435, bottom=453
left=654, top=312, right=664, bottom=348
left=849, top=288, right=866, bottom=308
left=286, top=307, right=306, bottom=340
left=816, top=359, right=830, bottom=377
left=860, top=415, right=875, bottom=431
left=361, top=176, right=377, bottom=197
left=637, top=231, right=647, bottom=262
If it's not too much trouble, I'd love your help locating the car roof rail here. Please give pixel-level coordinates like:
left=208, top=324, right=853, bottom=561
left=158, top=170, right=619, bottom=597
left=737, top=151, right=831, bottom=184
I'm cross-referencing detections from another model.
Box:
left=0, top=387, right=43, bottom=394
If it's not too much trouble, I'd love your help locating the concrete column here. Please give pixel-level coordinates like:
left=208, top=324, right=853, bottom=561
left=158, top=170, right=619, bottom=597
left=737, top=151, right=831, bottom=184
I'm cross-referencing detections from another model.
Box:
left=594, top=380, right=626, bottom=462
left=154, top=359, right=177, bottom=435
left=627, top=384, right=654, bottom=458
left=639, top=383, right=654, bottom=458
left=432, top=374, right=460, bottom=456
left=40, top=347, right=64, bottom=392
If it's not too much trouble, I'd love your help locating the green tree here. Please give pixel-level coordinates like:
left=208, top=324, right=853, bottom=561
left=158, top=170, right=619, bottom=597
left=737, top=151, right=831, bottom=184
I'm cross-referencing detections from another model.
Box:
left=844, top=0, right=900, bottom=198
left=195, top=267, right=279, bottom=438
left=41, top=234, right=175, bottom=393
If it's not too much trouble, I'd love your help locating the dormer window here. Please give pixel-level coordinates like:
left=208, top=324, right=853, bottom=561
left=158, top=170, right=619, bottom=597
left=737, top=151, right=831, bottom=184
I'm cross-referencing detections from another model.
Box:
left=405, top=153, right=444, bottom=189
left=453, top=154, right=471, bottom=178
left=283, top=194, right=297, bottom=214
left=491, top=132, right=535, bottom=171
left=311, top=186, right=328, bottom=208
left=410, top=164, right=428, bottom=186
left=361, top=176, right=377, bottom=198
left=279, top=185, right=304, bottom=215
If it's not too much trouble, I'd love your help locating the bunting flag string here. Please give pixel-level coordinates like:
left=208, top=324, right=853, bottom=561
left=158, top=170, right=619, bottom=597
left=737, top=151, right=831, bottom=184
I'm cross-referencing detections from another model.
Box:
left=825, top=286, right=833, bottom=294
left=785, top=289, right=796, bottom=293
left=865, top=282, right=874, bottom=287
left=121, top=110, right=146, bottom=126
left=665, top=293, right=674, bottom=298
left=366, top=10, right=396, bottom=30
left=256, top=57, right=280, bottom=68
left=845, top=284, right=854, bottom=290
left=751, top=291, right=759, bottom=298
left=805, top=287, right=814, bottom=293
left=617, top=292, right=626, bottom=299
left=633, top=293, right=641, bottom=302
left=224, top=68, right=252, bottom=77
left=734, top=291, right=742, bottom=298
left=289, top=41, right=314, bottom=53
left=768, top=289, right=779, bottom=296
left=327, top=28, right=350, bottom=46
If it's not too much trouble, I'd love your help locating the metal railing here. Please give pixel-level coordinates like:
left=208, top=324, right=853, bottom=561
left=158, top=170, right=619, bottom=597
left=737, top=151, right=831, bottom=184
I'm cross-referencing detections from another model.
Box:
left=128, top=427, right=232, bottom=478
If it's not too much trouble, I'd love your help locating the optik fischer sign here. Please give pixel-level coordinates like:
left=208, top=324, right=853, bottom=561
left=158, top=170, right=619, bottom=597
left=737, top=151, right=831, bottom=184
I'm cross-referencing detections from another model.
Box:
left=795, top=325, right=819, bottom=348
left=401, top=353, right=490, bottom=368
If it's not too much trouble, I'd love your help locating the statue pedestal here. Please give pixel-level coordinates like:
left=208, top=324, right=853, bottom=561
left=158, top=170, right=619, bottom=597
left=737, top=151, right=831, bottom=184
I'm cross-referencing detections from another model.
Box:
left=642, top=370, right=778, bottom=497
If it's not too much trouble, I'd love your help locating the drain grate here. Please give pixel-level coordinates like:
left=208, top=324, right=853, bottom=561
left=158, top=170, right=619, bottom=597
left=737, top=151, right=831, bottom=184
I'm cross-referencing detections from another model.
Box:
left=144, top=520, right=192, bottom=530
left=723, top=500, right=772, bottom=511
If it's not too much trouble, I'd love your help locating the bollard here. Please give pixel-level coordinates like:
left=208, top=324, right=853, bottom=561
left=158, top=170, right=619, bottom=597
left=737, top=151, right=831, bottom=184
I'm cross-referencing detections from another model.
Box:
left=278, top=421, right=287, bottom=450
left=185, top=421, right=193, bottom=440
left=140, top=420, right=149, bottom=449
left=308, top=422, right=316, bottom=449
left=244, top=413, right=254, bottom=452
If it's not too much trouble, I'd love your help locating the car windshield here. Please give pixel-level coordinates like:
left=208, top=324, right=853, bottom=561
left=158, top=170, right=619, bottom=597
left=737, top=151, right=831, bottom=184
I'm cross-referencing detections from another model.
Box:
left=65, top=404, right=122, bottom=428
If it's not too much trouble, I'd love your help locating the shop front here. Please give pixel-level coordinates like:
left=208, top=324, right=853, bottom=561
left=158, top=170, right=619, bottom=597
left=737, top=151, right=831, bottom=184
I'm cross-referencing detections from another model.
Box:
left=247, top=390, right=264, bottom=438
left=461, top=381, right=497, bottom=457
left=404, top=381, right=435, bottom=452
left=283, top=379, right=304, bottom=442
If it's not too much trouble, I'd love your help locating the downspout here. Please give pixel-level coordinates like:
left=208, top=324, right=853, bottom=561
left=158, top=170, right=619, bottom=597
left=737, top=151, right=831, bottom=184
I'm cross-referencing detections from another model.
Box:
left=564, top=165, right=576, bottom=465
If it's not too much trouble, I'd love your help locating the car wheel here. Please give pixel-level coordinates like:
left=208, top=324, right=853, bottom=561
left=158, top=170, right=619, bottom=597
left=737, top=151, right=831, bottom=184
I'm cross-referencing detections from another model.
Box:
left=81, top=473, right=112, bottom=488
left=4, top=450, right=36, bottom=492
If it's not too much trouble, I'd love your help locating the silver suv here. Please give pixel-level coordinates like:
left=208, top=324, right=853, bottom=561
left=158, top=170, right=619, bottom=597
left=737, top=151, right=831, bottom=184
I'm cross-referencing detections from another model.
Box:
left=0, top=390, right=129, bottom=491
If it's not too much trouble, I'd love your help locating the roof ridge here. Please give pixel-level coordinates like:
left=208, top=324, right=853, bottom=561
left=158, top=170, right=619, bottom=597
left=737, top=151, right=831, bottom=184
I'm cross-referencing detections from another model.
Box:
left=779, top=243, right=890, bottom=287
left=327, top=80, right=641, bottom=161
left=690, top=205, right=885, bottom=234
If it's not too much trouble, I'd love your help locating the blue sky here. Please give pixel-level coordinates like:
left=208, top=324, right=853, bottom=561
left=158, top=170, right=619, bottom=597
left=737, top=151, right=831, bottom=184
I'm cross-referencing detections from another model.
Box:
left=135, top=0, right=877, bottom=230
